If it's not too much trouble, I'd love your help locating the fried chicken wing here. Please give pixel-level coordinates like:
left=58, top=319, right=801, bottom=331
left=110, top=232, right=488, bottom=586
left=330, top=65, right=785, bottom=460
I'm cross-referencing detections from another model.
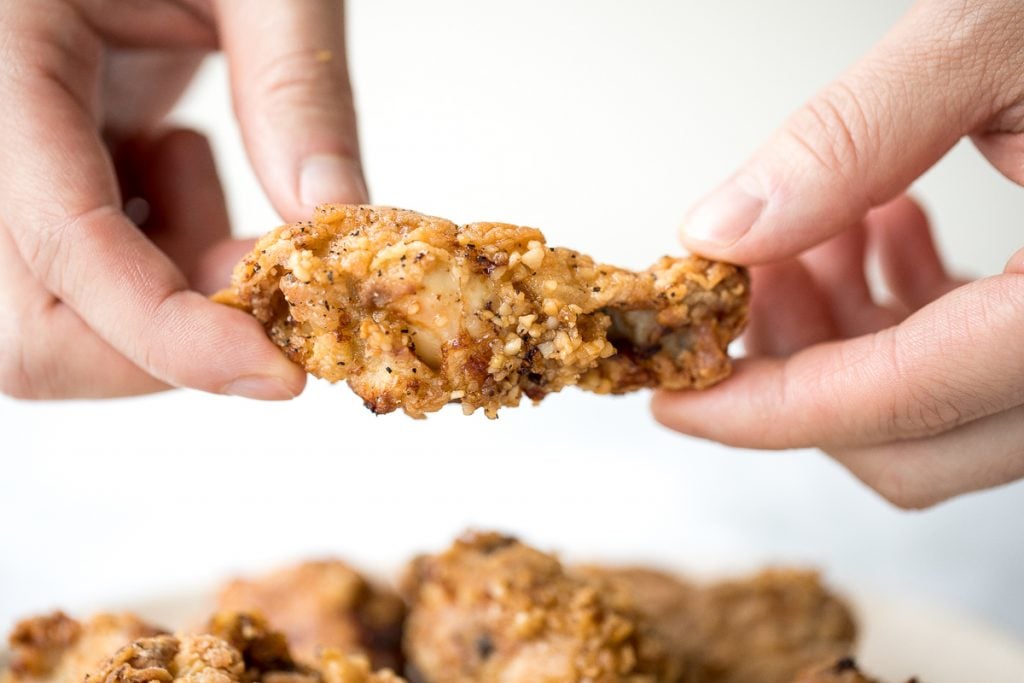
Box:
left=579, top=567, right=857, bottom=683
left=215, top=560, right=404, bottom=670
left=2, top=612, right=165, bottom=683
left=400, top=531, right=681, bottom=683
left=215, top=205, right=748, bottom=417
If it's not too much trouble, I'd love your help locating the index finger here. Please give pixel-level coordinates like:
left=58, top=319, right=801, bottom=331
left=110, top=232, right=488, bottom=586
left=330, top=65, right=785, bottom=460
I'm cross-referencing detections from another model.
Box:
left=215, top=0, right=367, bottom=221
left=0, top=11, right=304, bottom=399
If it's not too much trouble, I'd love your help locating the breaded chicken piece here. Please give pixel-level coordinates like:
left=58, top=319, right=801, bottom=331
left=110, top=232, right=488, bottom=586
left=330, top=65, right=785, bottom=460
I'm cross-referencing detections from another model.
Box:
left=401, top=532, right=681, bottom=683
left=215, top=561, right=404, bottom=671
left=215, top=205, right=748, bottom=417
left=83, top=631, right=405, bottom=683
left=2, top=612, right=164, bottom=683
left=579, top=567, right=857, bottom=683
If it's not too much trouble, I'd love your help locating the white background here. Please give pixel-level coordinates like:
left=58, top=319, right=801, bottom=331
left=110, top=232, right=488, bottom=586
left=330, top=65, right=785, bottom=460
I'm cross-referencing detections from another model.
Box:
left=3, top=0, right=1023, bottom=654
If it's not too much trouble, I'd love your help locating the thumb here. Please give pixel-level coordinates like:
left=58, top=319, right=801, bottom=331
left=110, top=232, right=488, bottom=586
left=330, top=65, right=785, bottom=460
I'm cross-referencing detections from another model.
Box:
left=680, top=1, right=1023, bottom=264
left=215, top=0, right=367, bottom=222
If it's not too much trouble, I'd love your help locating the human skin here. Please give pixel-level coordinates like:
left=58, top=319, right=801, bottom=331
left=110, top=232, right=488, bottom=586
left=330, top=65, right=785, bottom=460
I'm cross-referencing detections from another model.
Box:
left=652, top=0, right=1024, bottom=508
left=4, top=1, right=1023, bottom=508
left=0, top=0, right=366, bottom=400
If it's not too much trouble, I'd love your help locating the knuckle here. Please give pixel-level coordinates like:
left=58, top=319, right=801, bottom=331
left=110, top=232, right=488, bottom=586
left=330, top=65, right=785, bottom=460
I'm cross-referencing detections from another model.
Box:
left=20, top=230, right=65, bottom=294
left=786, top=81, right=871, bottom=181
left=244, top=48, right=359, bottom=157
left=130, top=289, right=191, bottom=386
left=253, top=48, right=352, bottom=109
left=5, top=3, right=103, bottom=85
left=873, top=331, right=972, bottom=439
left=877, top=278, right=1024, bottom=440
left=886, top=382, right=965, bottom=437
left=22, top=205, right=123, bottom=299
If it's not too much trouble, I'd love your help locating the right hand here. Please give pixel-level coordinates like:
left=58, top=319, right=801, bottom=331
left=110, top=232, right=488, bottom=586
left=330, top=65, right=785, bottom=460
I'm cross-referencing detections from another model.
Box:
left=653, top=0, right=1024, bottom=508
left=0, top=0, right=366, bottom=401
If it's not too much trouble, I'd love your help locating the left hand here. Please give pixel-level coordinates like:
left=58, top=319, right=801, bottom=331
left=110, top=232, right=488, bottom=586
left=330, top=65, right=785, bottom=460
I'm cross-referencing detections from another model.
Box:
left=0, top=0, right=365, bottom=400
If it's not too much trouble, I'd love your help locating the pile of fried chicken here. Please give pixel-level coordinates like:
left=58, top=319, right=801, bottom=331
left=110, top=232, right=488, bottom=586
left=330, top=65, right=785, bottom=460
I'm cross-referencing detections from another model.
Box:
left=1, top=532, right=917, bottom=683
left=215, top=207, right=749, bottom=417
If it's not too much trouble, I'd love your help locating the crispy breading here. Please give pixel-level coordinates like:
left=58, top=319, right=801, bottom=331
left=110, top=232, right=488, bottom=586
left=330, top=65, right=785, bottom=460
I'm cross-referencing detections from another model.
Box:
left=2, top=612, right=164, bottom=683
left=579, top=566, right=857, bottom=683
left=204, top=612, right=301, bottom=682
left=81, top=631, right=406, bottom=683
left=401, top=532, right=682, bottom=683
left=215, top=561, right=404, bottom=671
left=84, top=634, right=244, bottom=683
left=215, top=205, right=748, bottom=417
left=317, top=650, right=406, bottom=683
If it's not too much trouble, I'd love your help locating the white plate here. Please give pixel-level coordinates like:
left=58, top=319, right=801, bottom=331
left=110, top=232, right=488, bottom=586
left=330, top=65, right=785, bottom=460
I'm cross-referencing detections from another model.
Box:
left=3, top=589, right=1023, bottom=683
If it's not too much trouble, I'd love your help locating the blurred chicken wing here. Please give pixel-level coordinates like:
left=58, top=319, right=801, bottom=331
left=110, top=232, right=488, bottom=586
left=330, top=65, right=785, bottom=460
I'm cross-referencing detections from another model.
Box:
left=2, top=612, right=164, bottom=683
left=580, top=566, right=857, bottom=683
left=401, top=531, right=681, bottom=683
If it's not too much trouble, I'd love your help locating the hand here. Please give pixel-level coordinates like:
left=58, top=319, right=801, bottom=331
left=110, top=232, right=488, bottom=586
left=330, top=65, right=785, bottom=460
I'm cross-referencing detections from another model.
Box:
left=652, top=0, right=1024, bottom=508
left=0, top=0, right=366, bottom=400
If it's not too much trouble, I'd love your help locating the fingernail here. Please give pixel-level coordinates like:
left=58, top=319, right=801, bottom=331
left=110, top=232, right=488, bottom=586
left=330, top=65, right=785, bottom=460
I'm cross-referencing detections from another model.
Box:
left=683, top=174, right=765, bottom=247
left=299, top=154, right=367, bottom=207
left=221, top=375, right=297, bottom=400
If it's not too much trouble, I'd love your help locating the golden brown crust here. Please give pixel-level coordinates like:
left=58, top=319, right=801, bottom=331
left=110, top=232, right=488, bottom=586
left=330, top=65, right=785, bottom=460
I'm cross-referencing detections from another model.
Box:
left=3, top=612, right=165, bottom=683
left=573, top=567, right=698, bottom=654
left=401, top=532, right=681, bottom=683
left=84, top=635, right=244, bottom=683
left=203, top=612, right=301, bottom=681
left=581, top=566, right=857, bottom=683
left=316, top=651, right=405, bottom=683
left=77, top=617, right=407, bottom=683
left=215, top=561, right=404, bottom=671
left=215, top=205, right=749, bottom=417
